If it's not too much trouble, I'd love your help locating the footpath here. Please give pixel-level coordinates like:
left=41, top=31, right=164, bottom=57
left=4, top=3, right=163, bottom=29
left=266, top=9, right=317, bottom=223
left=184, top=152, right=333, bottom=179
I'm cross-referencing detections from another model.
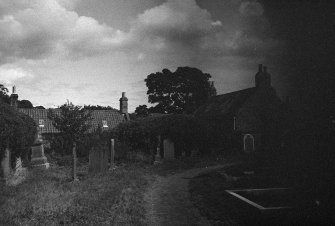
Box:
left=145, top=164, right=226, bottom=226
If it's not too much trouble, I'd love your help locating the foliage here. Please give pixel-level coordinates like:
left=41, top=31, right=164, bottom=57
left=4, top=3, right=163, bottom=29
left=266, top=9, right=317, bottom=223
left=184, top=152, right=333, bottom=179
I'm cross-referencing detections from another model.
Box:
left=83, top=105, right=118, bottom=111
left=0, top=84, right=9, bottom=104
left=0, top=164, right=150, bottom=225
left=145, top=67, right=216, bottom=114
left=135, top=105, right=149, bottom=117
left=111, top=114, right=204, bottom=157
left=0, top=102, right=37, bottom=161
left=18, top=99, right=33, bottom=108
left=48, top=102, right=93, bottom=143
left=35, top=105, right=45, bottom=109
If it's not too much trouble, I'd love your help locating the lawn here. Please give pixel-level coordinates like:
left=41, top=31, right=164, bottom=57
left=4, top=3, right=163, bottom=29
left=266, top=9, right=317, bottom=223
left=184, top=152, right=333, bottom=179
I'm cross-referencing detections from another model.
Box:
left=0, top=153, right=229, bottom=226
left=0, top=161, right=152, bottom=226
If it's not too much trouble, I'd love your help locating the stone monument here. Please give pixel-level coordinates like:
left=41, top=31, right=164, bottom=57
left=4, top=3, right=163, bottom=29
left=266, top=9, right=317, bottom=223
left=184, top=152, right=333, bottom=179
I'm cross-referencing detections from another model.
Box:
left=154, top=135, right=163, bottom=164
left=31, top=129, right=49, bottom=169
left=163, top=138, right=175, bottom=160
left=0, top=148, right=11, bottom=183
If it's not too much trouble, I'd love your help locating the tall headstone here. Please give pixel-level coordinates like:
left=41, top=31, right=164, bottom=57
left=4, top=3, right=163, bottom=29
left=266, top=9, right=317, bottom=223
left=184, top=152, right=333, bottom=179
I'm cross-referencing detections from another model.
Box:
left=244, top=134, right=255, bottom=153
left=31, top=130, right=50, bottom=169
left=154, top=135, right=163, bottom=164
left=110, top=139, right=115, bottom=169
left=0, top=148, right=11, bottom=183
left=163, top=138, right=175, bottom=160
left=72, top=143, right=78, bottom=181
left=14, top=157, right=23, bottom=176
left=89, top=142, right=109, bottom=174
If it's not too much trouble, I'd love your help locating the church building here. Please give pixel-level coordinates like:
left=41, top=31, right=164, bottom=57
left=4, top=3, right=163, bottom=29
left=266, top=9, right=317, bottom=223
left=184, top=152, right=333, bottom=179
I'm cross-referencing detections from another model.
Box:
left=195, top=64, right=287, bottom=153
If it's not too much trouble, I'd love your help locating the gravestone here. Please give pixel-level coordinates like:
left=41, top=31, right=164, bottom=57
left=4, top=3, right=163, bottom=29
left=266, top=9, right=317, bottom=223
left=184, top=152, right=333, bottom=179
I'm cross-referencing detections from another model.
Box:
left=163, top=138, right=175, bottom=160
left=14, top=157, right=23, bottom=176
left=154, top=136, right=163, bottom=164
left=31, top=143, right=50, bottom=169
left=110, top=139, right=115, bottom=169
left=8, top=157, right=28, bottom=186
left=0, top=148, right=11, bottom=183
left=89, top=143, right=109, bottom=173
left=244, top=134, right=255, bottom=153
left=31, top=130, right=49, bottom=169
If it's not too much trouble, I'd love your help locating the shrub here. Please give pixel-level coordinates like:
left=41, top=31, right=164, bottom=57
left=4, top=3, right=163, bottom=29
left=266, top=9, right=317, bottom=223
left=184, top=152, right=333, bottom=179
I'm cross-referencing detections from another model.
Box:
left=0, top=103, right=37, bottom=163
left=111, top=114, right=204, bottom=159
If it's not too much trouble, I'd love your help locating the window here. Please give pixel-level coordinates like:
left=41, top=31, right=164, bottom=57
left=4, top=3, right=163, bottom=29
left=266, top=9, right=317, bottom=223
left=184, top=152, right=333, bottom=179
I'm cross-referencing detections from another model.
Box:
left=102, top=120, right=108, bottom=128
left=39, top=119, right=45, bottom=127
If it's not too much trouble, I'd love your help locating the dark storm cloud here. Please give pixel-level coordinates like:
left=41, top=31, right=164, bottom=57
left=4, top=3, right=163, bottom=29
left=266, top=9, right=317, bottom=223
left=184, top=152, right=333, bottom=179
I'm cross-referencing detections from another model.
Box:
left=261, top=0, right=335, bottom=116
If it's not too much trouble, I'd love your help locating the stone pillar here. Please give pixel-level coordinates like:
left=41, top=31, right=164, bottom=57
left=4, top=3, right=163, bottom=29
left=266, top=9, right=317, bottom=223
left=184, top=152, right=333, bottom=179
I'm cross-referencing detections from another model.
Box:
left=163, top=138, right=175, bottom=160
left=31, top=143, right=50, bottom=169
left=72, top=143, right=78, bottom=181
left=0, top=148, right=11, bottom=183
left=110, top=139, right=115, bottom=169
left=31, top=130, right=49, bottom=169
left=154, top=135, right=162, bottom=164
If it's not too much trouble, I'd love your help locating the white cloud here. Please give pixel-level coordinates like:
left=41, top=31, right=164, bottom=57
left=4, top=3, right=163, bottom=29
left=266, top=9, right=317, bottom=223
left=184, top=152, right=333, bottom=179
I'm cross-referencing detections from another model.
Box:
left=0, top=0, right=124, bottom=62
left=132, top=0, right=222, bottom=43
left=0, top=0, right=277, bottom=66
left=0, top=65, right=35, bottom=84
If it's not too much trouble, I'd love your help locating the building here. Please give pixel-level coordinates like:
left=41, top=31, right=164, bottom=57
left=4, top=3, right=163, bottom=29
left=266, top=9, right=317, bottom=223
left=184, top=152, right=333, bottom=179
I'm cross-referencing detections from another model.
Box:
left=194, top=64, right=287, bottom=153
left=9, top=91, right=129, bottom=136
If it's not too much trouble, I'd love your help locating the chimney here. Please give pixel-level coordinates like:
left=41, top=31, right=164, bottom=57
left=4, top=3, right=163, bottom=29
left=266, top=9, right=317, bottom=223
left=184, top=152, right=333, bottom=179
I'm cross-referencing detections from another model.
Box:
left=258, top=64, right=263, bottom=72
left=10, top=85, right=18, bottom=109
left=119, top=92, right=128, bottom=114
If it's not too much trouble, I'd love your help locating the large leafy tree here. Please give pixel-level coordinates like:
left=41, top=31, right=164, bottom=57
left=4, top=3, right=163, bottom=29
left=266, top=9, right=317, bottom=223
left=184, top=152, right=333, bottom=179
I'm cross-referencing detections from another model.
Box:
left=145, top=67, right=216, bottom=114
left=83, top=105, right=118, bottom=110
left=48, top=102, right=92, bottom=180
left=0, top=103, right=36, bottom=166
left=135, top=105, right=149, bottom=117
left=18, top=100, right=33, bottom=108
left=0, top=84, right=9, bottom=104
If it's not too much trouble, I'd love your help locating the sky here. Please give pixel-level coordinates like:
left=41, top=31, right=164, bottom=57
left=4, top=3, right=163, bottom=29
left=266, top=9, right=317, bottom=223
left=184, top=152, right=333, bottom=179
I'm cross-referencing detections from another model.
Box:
left=1, top=0, right=330, bottom=112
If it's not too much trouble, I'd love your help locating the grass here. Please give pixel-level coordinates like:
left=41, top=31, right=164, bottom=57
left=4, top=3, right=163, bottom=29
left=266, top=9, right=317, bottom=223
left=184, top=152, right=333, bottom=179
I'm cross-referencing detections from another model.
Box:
left=0, top=152, right=233, bottom=226
left=0, top=162, right=152, bottom=226
left=153, top=154, right=230, bottom=176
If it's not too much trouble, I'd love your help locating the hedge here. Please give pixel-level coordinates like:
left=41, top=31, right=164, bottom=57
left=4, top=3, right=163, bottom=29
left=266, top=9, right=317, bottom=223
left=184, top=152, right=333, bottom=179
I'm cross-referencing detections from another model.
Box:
left=111, top=114, right=206, bottom=157
left=0, top=103, right=37, bottom=162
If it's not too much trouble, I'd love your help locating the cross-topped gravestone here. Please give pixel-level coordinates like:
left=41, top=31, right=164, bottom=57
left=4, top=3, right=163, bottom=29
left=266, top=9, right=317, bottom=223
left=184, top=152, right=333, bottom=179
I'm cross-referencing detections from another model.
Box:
left=14, top=157, right=23, bottom=176
left=30, top=131, right=49, bottom=169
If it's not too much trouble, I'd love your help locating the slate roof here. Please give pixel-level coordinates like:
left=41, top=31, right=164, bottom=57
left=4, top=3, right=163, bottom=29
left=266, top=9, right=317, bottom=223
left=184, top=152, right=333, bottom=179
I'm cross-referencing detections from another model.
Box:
left=194, top=88, right=256, bottom=117
left=18, top=108, right=125, bottom=134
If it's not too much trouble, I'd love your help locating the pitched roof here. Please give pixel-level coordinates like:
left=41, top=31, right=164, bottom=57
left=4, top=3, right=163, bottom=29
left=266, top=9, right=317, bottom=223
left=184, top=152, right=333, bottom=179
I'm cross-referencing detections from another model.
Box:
left=194, top=88, right=256, bottom=117
left=18, top=108, right=125, bottom=134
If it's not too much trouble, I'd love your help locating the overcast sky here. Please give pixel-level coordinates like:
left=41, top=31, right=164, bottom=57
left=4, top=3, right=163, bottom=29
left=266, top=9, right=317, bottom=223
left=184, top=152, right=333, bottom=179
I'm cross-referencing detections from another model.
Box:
left=0, top=0, right=289, bottom=111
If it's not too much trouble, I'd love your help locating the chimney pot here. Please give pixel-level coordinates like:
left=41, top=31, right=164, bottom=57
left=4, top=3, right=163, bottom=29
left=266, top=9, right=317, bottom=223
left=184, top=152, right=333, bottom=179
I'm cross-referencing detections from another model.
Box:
left=258, top=64, right=263, bottom=72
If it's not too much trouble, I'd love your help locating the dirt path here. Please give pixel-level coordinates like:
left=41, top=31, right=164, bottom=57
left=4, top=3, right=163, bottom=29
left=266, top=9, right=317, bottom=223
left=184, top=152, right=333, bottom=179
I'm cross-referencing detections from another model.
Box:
left=145, top=165, right=226, bottom=226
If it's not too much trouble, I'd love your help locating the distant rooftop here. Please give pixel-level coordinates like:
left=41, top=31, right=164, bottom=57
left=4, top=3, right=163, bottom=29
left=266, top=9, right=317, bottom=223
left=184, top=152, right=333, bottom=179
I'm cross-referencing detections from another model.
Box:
left=18, top=108, right=125, bottom=134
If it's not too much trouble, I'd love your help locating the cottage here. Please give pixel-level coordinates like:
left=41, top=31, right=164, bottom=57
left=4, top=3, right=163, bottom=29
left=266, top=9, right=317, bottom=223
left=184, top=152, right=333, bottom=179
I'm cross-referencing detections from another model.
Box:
left=195, top=64, right=286, bottom=153
left=9, top=92, right=129, bottom=136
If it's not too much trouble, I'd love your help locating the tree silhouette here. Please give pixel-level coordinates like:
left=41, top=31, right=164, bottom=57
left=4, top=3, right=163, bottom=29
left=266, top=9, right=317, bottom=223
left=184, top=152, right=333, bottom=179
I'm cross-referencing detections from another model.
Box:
left=18, top=100, right=33, bottom=108
left=0, top=84, right=9, bottom=104
left=135, top=105, right=149, bottom=117
left=145, top=67, right=216, bottom=114
left=48, top=102, right=92, bottom=180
